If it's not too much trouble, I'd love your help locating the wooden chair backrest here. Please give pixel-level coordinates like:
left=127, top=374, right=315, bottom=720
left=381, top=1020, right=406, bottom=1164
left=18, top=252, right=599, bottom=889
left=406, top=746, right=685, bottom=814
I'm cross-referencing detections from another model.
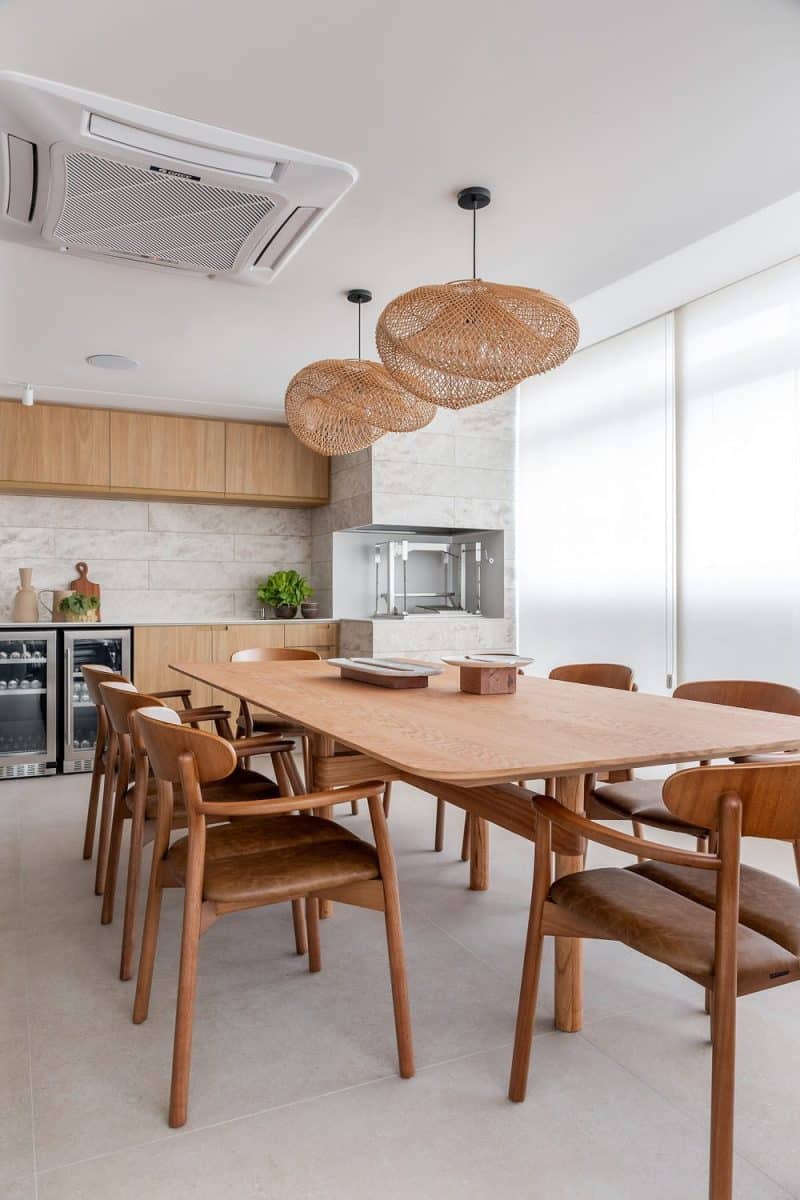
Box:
left=663, top=762, right=800, bottom=838
left=99, top=682, right=167, bottom=738
left=673, top=679, right=800, bottom=716
left=230, top=646, right=321, bottom=663
left=549, top=662, right=635, bottom=691
left=83, top=664, right=130, bottom=705
left=135, top=709, right=236, bottom=787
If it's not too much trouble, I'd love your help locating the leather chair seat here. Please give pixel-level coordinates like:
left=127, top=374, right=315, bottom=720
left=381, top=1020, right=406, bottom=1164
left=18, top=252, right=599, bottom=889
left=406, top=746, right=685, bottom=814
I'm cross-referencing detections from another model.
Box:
left=590, top=779, right=709, bottom=838
left=629, top=860, right=800, bottom=958
left=548, top=866, right=800, bottom=992
left=168, top=815, right=380, bottom=906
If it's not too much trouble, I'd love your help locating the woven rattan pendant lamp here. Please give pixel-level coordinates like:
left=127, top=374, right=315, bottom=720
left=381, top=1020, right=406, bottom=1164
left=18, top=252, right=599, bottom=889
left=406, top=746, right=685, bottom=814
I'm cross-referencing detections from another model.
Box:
left=376, top=187, right=580, bottom=409
left=285, top=290, right=436, bottom=456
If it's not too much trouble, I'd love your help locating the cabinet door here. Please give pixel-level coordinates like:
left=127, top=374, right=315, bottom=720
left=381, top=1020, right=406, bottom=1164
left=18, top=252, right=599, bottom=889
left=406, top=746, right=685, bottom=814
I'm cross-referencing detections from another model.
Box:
left=110, top=413, right=225, bottom=496
left=211, top=624, right=285, bottom=663
left=284, top=622, right=337, bottom=658
left=0, top=400, right=110, bottom=489
left=210, top=623, right=286, bottom=710
left=133, top=626, right=214, bottom=709
left=225, top=422, right=329, bottom=504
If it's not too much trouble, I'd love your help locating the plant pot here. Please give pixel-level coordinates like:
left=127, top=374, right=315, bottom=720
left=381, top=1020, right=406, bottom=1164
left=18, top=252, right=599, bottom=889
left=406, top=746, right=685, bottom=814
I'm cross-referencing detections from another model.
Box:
left=63, top=610, right=99, bottom=624
left=301, top=601, right=320, bottom=619
left=274, top=604, right=298, bottom=619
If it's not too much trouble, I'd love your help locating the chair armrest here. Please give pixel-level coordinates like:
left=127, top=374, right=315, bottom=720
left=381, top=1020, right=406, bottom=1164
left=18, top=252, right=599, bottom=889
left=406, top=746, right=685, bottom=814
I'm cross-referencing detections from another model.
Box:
left=198, top=782, right=384, bottom=819
left=177, top=707, right=232, bottom=723
left=233, top=737, right=295, bottom=757
left=151, top=688, right=193, bottom=702
left=523, top=789, right=720, bottom=871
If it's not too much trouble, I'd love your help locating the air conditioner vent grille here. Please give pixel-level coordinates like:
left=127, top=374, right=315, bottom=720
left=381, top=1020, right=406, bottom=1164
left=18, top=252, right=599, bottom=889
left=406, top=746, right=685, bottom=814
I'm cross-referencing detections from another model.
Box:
left=53, top=151, right=276, bottom=271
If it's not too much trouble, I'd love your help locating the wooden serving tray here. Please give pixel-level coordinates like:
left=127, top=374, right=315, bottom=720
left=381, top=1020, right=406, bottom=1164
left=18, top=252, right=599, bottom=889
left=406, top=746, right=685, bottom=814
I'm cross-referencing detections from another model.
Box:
left=328, top=657, right=442, bottom=689
left=339, top=665, right=430, bottom=689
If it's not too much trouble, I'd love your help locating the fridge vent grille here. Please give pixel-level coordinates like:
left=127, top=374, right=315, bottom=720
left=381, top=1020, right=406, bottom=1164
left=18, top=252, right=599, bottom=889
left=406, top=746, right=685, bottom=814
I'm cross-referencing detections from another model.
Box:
left=53, top=151, right=276, bottom=271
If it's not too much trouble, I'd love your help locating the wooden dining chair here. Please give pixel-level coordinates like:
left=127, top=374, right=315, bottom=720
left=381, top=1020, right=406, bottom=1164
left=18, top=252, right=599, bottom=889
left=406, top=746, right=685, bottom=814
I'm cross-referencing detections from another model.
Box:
left=98, top=681, right=300, bottom=979
left=589, top=679, right=800, bottom=875
left=82, top=665, right=202, bottom=894
left=508, top=761, right=800, bottom=1200
left=230, top=646, right=366, bottom=814
left=442, top=662, right=635, bottom=861
left=131, top=707, right=414, bottom=1128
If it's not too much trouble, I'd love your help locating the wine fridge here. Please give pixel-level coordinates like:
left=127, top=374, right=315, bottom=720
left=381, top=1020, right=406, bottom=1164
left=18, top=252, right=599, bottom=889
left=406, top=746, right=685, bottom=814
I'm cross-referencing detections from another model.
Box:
left=0, top=627, right=131, bottom=778
left=0, top=631, right=57, bottom=777
left=63, top=629, right=131, bottom=773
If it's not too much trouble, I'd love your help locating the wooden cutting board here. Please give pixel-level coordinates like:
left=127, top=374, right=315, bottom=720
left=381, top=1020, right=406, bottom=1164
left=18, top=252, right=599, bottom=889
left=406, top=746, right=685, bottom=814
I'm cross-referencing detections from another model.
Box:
left=69, top=562, right=102, bottom=619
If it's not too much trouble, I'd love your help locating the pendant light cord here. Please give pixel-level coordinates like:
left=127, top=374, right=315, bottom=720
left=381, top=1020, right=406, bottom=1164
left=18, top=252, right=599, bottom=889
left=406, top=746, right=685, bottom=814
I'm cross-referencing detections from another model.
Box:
left=357, top=301, right=362, bottom=360
left=472, top=203, right=477, bottom=280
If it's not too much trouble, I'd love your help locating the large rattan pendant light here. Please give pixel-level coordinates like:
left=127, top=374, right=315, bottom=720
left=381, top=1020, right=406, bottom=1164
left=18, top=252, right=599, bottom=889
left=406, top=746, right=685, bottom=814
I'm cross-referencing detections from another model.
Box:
left=285, top=290, right=437, bottom=456
left=376, top=187, right=580, bottom=409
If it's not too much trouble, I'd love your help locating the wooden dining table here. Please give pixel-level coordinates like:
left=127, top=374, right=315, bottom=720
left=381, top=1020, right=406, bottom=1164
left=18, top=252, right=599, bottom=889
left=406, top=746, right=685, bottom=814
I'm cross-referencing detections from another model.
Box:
left=170, top=658, right=800, bottom=1034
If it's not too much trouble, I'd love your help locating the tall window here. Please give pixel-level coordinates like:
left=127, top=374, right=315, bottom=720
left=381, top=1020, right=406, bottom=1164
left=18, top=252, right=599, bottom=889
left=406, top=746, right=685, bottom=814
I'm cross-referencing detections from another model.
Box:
left=518, top=256, right=800, bottom=691
left=677, top=257, right=800, bottom=683
left=518, top=316, right=672, bottom=693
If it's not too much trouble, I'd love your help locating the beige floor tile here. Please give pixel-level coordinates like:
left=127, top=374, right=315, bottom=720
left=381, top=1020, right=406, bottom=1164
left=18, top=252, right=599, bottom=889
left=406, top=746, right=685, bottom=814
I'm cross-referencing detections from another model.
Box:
left=0, top=1034, right=35, bottom=1200
left=0, top=771, right=796, bottom=1197
left=37, top=1037, right=791, bottom=1200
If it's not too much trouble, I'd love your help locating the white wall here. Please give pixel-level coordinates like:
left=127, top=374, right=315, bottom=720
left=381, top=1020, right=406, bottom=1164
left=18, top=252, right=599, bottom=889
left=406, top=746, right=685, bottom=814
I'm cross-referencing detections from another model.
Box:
left=0, top=496, right=311, bottom=622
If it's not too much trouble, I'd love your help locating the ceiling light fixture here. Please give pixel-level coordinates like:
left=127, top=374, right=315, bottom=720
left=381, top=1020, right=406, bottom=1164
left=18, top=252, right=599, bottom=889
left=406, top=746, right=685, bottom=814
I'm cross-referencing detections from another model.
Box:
left=86, top=354, right=140, bottom=370
left=285, top=289, right=436, bottom=456
left=21, top=383, right=34, bottom=407
left=376, top=186, right=580, bottom=409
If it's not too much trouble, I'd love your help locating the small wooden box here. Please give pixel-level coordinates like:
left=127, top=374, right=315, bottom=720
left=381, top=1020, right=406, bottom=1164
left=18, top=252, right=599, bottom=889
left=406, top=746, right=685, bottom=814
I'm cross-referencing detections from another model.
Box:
left=458, top=664, right=518, bottom=695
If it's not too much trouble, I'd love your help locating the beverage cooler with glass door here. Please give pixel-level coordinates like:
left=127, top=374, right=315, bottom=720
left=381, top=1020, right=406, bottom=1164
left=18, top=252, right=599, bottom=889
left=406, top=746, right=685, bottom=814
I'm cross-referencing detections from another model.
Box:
left=0, top=631, right=57, bottom=776
left=63, top=629, right=131, bottom=773
left=0, top=627, right=131, bottom=778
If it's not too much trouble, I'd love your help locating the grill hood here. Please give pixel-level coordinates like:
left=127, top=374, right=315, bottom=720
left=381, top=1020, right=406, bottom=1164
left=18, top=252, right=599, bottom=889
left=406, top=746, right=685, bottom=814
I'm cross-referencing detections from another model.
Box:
left=0, top=72, right=357, bottom=283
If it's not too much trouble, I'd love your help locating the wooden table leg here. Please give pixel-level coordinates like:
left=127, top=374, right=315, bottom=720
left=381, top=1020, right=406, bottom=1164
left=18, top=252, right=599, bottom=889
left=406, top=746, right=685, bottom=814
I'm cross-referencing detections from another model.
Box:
left=469, top=815, right=489, bottom=891
left=554, top=774, right=585, bottom=1032
left=311, top=733, right=336, bottom=918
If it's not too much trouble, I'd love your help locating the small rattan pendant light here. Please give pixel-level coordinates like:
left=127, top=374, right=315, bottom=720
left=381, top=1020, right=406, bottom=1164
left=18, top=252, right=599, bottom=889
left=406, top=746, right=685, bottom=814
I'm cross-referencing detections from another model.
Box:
left=376, top=187, right=580, bottom=409
left=285, top=290, right=437, bottom=456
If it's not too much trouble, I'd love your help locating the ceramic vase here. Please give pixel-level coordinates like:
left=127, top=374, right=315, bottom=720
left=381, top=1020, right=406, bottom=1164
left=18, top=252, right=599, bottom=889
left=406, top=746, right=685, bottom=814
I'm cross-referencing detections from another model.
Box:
left=11, top=568, right=39, bottom=623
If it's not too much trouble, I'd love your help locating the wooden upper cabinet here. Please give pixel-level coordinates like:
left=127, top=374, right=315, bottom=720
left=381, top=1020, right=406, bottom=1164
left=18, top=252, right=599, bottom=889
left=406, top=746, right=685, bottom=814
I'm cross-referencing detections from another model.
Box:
left=0, top=400, right=110, bottom=489
left=225, top=421, right=329, bottom=504
left=110, top=412, right=226, bottom=497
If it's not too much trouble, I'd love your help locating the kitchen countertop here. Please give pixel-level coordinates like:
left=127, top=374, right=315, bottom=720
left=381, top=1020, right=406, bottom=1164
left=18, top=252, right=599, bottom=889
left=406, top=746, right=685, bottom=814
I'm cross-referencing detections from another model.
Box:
left=0, top=618, right=338, bottom=630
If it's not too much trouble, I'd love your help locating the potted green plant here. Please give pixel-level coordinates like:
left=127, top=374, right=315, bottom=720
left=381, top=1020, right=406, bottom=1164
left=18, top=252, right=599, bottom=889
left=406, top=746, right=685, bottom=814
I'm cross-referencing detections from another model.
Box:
left=58, top=593, right=100, bottom=624
left=257, top=570, right=312, bottom=619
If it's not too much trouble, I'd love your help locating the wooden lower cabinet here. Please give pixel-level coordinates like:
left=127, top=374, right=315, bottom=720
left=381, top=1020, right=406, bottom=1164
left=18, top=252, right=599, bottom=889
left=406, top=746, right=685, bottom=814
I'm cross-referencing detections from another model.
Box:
left=132, top=626, right=215, bottom=709
left=132, top=622, right=338, bottom=712
left=209, top=624, right=285, bottom=709
left=285, top=622, right=337, bottom=656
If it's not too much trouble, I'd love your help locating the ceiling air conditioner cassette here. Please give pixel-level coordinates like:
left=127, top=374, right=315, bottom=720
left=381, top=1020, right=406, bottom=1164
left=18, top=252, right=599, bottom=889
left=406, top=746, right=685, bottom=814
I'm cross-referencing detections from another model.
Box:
left=0, top=71, right=357, bottom=283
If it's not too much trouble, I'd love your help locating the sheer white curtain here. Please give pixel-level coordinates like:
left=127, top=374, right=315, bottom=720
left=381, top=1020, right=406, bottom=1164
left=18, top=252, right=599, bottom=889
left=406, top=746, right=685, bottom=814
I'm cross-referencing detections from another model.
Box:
left=517, top=316, right=672, bottom=694
left=676, top=257, right=800, bottom=683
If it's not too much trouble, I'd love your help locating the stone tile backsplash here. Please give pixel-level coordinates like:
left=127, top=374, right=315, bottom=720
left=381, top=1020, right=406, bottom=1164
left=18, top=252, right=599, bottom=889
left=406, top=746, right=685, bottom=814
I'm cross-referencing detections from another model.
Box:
left=0, top=497, right=312, bottom=622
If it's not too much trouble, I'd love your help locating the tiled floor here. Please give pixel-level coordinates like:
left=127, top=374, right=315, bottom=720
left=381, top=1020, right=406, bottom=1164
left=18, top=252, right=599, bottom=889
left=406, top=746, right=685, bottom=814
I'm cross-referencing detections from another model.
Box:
left=2, top=768, right=799, bottom=1199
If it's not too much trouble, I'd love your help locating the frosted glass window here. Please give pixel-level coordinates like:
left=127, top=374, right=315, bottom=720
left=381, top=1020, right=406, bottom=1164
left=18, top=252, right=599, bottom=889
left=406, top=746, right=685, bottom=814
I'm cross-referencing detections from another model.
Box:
left=518, top=316, right=671, bottom=694
left=677, top=257, right=800, bottom=684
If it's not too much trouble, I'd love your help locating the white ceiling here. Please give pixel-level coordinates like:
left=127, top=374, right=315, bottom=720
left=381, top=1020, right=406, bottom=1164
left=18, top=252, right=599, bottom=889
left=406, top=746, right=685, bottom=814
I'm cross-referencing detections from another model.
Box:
left=2, top=0, right=800, bottom=422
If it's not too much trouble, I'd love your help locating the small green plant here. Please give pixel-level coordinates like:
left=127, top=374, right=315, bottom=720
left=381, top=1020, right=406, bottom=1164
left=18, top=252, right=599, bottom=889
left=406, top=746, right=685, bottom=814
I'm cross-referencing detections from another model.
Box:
left=257, top=570, right=313, bottom=609
left=58, top=593, right=100, bottom=615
